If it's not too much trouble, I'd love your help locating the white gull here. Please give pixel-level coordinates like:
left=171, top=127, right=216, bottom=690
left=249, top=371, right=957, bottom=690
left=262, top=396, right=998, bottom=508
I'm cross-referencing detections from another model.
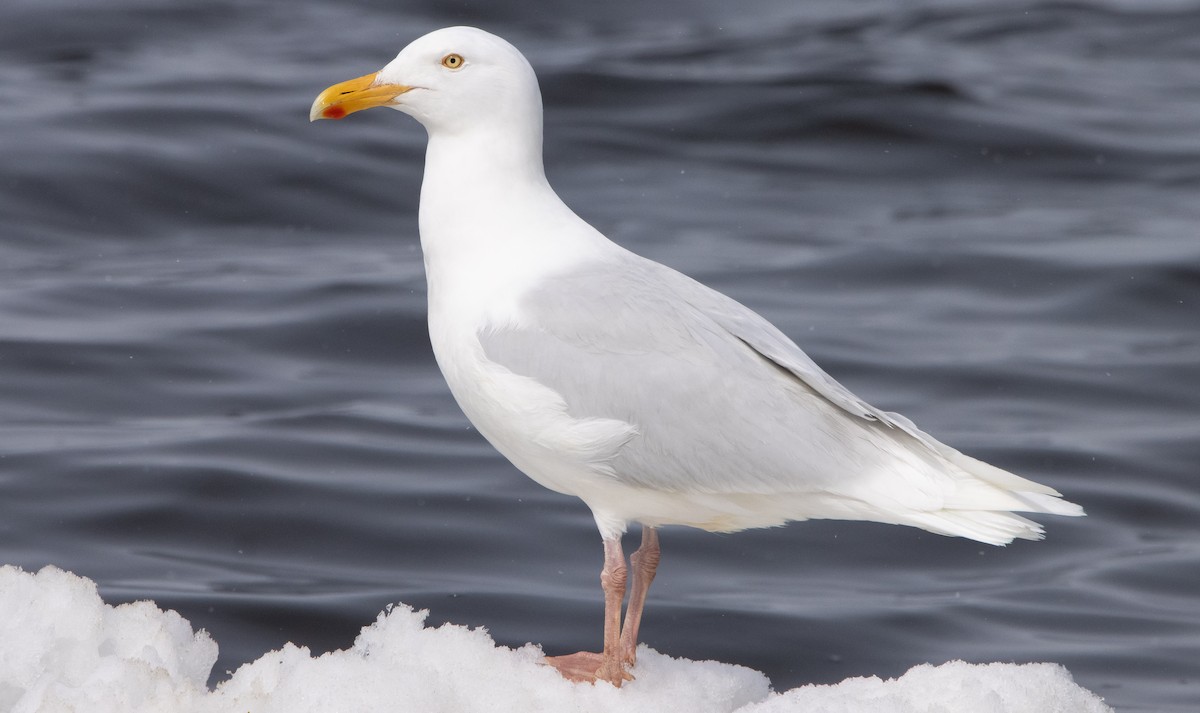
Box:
left=310, top=26, right=1083, bottom=687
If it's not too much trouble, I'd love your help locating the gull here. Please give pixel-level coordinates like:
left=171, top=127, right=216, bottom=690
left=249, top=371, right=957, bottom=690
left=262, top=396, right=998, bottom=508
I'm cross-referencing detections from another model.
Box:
left=310, top=26, right=1083, bottom=687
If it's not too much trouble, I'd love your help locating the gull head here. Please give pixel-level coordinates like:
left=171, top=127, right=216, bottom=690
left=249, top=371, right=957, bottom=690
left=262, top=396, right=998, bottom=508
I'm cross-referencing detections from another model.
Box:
left=310, top=26, right=542, bottom=137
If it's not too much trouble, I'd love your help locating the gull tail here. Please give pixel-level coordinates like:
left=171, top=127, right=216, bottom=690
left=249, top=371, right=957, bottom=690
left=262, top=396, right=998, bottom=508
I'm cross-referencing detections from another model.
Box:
left=850, top=408, right=1082, bottom=546
left=902, top=446, right=1084, bottom=546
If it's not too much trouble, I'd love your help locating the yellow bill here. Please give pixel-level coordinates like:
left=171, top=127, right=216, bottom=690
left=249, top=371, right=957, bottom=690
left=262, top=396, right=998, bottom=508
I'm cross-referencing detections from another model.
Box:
left=310, top=72, right=413, bottom=121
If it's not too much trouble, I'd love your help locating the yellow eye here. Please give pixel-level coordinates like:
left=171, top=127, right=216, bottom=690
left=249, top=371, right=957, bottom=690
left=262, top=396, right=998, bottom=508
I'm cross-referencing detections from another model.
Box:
left=441, top=53, right=464, bottom=70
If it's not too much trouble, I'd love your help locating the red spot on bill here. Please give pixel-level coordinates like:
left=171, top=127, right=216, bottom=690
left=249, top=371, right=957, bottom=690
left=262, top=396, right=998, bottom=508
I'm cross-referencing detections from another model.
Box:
left=323, top=106, right=347, bottom=120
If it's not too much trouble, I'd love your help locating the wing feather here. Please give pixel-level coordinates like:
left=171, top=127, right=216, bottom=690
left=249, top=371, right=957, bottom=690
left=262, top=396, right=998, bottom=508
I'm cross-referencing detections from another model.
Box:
left=478, top=251, right=1083, bottom=533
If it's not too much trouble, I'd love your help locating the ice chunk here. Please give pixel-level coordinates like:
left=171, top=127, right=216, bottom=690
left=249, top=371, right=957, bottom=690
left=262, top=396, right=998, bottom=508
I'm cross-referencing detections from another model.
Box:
left=0, top=565, right=216, bottom=713
left=740, top=660, right=1111, bottom=713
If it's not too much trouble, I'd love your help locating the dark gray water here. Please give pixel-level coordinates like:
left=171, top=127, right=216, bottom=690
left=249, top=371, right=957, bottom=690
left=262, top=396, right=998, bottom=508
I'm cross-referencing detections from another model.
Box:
left=2, top=1, right=1199, bottom=710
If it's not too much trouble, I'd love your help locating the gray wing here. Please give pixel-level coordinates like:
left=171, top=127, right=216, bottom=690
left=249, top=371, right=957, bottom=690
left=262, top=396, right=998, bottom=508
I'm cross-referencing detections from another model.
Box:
left=681, top=261, right=939, bottom=450
left=479, top=252, right=930, bottom=495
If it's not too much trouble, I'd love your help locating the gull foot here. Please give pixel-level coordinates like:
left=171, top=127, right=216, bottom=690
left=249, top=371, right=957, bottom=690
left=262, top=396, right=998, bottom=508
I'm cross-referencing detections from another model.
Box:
left=544, top=651, right=634, bottom=687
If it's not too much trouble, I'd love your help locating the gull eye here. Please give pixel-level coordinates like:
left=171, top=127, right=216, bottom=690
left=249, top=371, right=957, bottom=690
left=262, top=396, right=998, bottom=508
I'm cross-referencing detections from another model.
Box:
left=441, top=53, right=464, bottom=70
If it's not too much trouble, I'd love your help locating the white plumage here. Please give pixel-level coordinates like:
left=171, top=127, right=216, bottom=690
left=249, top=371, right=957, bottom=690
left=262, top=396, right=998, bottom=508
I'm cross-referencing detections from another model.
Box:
left=311, top=25, right=1083, bottom=687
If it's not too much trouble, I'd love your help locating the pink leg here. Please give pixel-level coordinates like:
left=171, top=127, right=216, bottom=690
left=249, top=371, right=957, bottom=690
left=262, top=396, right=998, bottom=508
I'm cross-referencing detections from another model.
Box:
left=620, top=527, right=660, bottom=665
left=544, top=536, right=633, bottom=686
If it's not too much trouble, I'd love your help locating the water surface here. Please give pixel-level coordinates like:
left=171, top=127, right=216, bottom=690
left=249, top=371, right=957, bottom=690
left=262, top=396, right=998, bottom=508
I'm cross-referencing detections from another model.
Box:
left=2, top=1, right=1198, bottom=710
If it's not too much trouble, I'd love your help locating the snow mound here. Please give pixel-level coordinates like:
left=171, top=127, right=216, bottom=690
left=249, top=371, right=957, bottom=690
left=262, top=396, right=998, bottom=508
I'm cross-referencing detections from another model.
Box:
left=0, top=566, right=1112, bottom=713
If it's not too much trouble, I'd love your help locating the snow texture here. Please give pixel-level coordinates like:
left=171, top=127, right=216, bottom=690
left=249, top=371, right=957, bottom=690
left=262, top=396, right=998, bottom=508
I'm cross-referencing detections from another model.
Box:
left=0, top=566, right=1112, bottom=713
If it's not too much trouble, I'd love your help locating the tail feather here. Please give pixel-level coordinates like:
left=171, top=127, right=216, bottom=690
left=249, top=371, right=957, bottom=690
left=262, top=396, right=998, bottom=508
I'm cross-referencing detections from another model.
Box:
left=903, top=509, right=1046, bottom=546
left=861, top=419, right=1085, bottom=546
